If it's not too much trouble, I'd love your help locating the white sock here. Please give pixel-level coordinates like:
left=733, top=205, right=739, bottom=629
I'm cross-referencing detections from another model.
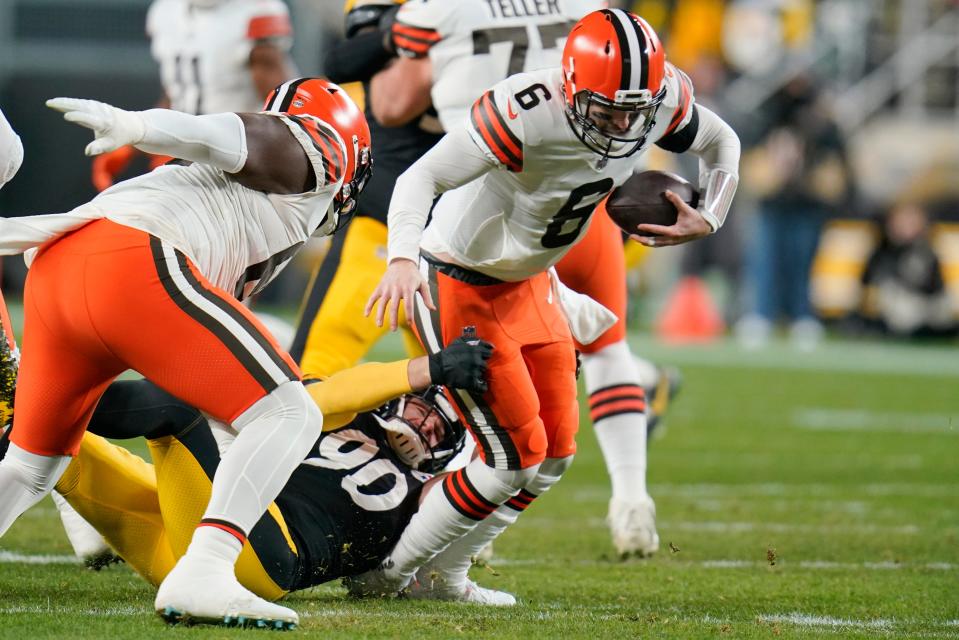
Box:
left=582, top=341, right=649, bottom=500
left=388, top=459, right=537, bottom=580
left=185, top=524, right=244, bottom=566
left=189, top=381, right=322, bottom=561
left=0, top=443, right=71, bottom=536
left=421, top=456, right=572, bottom=590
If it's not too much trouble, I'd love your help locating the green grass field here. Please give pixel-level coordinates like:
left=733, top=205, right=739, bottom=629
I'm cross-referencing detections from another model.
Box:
left=0, top=330, right=957, bottom=639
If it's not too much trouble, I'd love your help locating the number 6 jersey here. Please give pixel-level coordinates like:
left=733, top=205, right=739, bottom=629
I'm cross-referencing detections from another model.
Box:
left=403, top=64, right=697, bottom=282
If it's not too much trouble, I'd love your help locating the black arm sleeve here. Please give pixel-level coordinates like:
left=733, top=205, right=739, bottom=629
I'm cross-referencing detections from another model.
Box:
left=656, top=104, right=701, bottom=153
left=323, top=30, right=394, bottom=84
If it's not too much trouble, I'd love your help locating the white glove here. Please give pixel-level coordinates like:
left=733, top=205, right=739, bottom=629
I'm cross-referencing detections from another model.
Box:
left=46, top=97, right=146, bottom=156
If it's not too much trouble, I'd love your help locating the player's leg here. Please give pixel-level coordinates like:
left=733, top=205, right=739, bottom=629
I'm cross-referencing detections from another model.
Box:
left=0, top=234, right=125, bottom=536
left=346, top=263, right=547, bottom=595
left=415, top=338, right=579, bottom=602
left=290, top=217, right=422, bottom=378
left=77, top=222, right=316, bottom=625
left=54, top=432, right=174, bottom=581
left=146, top=418, right=297, bottom=602
left=555, top=207, right=658, bottom=557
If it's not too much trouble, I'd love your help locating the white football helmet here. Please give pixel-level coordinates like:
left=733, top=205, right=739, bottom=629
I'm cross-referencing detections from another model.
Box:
left=375, top=386, right=465, bottom=473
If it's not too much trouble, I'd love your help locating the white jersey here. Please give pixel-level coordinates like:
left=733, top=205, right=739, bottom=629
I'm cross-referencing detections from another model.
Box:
left=66, top=113, right=345, bottom=300
left=394, top=0, right=602, bottom=131
left=147, top=0, right=292, bottom=114
left=418, top=64, right=697, bottom=281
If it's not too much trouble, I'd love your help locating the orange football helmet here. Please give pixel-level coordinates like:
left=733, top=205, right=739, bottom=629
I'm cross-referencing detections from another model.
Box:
left=264, top=77, right=373, bottom=228
left=562, top=9, right=667, bottom=160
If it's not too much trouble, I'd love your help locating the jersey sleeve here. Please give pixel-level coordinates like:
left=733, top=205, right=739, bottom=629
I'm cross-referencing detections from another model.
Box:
left=466, top=81, right=527, bottom=173
left=274, top=114, right=347, bottom=193
left=392, top=0, right=457, bottom=58
left=244, top=0, right=292, bottom=48
left=654, top=62, right=699, bottom=153
left=306, top=360, right=413, bottom=431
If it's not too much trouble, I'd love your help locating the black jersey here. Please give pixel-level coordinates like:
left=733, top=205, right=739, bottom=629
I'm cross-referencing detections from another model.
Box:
left=276, top=413, right=430, bottom=590
left=354, top=99, right=443, bottom=224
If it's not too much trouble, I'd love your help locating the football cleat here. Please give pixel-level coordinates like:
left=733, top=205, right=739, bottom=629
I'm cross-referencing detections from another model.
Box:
left=52, top=492, right=122, bottom=570
left=155, top=555, right=298, bottom=629
left=608, top=495, right=659, bottom=559
left=342, top=557, right=410, bottom=598
left=408, top=573, right=516, bottom=606
left=644, top=366, right=682, bottom=440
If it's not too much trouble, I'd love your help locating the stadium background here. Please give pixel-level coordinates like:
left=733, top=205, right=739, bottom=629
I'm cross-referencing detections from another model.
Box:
left=0, top=1, right=957, bottom=637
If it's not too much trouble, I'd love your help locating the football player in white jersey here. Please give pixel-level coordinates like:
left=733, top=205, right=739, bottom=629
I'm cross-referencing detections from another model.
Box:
left=360, top=9, right=740, bottom=597
left=92, top=0, right=293, bottom=191
left=0, top=78, right=372, bottom=628
left=372, top=0, right=680, bottom=562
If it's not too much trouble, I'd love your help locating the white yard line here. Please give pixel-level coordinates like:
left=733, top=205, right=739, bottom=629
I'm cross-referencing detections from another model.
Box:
left=570, top=482, right=958, bottom=501
left=490, top=557, right=956, bottom=571
left=0, top=550, right=78, bottom=564
left=793, top=408, right=958, bottom=434
left=522, top=516, right=923, bottom=535
left=757, top=613, right=895, bottom=630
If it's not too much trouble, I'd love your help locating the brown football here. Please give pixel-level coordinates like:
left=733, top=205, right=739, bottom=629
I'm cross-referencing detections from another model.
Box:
left=606, top=170, right=700, bottom=236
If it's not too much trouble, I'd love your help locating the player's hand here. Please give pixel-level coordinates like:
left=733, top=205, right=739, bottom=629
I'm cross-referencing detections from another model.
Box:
left=428, top=331, right=494, bottom=393
left=365, top=258, right=435, bottom=331
left=91, top=144, right=137, bottom=191
left=631, top=190, right=713, bottom=247
left=46, top=98, right=146, bottom=157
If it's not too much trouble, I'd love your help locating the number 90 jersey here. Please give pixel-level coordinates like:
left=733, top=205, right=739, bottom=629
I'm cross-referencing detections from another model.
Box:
left=147, top=0, right=292, bottom=114
left=274, top=414, right=430, bottom=589
left=394, top=0, right=602, bottom=131
left=419, top=64, right=696, bottom=282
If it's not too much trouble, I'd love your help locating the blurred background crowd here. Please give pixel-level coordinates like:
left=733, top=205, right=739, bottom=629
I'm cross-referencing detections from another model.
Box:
left=0, top=0, right=957, bottom=347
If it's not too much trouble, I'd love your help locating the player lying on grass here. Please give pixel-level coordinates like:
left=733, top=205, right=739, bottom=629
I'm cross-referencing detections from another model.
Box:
left=0, top=322, right=513, bottom=619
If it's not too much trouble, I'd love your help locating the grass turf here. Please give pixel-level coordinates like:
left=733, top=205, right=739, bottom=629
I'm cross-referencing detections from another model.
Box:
left=0, top=332, right=956, bottom=639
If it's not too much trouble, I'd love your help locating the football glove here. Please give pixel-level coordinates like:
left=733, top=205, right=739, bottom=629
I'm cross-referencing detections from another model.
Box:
left=427, top=327, right=493, bottom=393
left=47, top=98, right=146, bottom=157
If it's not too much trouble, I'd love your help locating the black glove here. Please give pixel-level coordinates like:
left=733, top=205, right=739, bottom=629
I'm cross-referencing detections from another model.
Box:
left=428, top=327, right=493, bottom=393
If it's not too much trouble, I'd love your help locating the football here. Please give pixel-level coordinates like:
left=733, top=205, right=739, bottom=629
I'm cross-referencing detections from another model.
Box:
left=606, top=170, right=700, bottom=236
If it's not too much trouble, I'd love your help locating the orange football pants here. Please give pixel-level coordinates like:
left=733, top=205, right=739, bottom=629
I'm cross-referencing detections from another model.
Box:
left=412, top=255, right=578, bottom=470
left=554, top=201, right=628, bottom=354
left=12, top=219, right=299, bottom=457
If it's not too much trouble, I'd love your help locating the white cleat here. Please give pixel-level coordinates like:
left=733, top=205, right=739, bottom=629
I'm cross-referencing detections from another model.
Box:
left=608, top=495, right=659, bottom=559
left=52, top=492, right=121, bottom=570
left=342, top=558, right=410, bottom=598
left=155, top=555, right=298, bottom=629
left=408, top=573, right=516, bottom=606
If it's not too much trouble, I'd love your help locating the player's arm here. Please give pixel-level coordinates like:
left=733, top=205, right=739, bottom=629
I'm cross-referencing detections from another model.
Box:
left=368, top=57, right=432, bottom=127
left=46, top=98, right=318, bottom=194
left=634, top=66, right=741, bottom=246
left=0, top=108, right=23, bottom=189
left=323, top=2, right=399, bottom=84
left=309, top=335, right=492, bottom=430
left=367, top=0, right=441, bottom=125
left=365, top=126, right=497, bottom=330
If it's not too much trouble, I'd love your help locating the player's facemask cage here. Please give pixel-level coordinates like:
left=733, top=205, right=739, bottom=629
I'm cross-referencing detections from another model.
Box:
left=376, top=386, right=466, bottom=474
left=566, top=86, right=665, bottom=161
left=331, top=141, right=372, bottom=233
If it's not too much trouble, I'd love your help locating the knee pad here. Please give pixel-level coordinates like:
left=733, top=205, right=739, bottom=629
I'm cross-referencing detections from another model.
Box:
left=233, top=381, right=323, bottom=443
left=525, top=455, right=573, bottom=496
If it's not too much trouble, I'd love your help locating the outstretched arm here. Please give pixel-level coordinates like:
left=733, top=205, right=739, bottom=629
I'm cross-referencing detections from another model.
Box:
left=0, top=108, right=23, bottom=189
left=47, top=98, right=314, bottom=194
left=310, top=335, right=493, bottom=431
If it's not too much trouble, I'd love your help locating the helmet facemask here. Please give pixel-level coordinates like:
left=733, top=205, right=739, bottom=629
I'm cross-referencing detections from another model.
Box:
left=331, top=137, right=372, bottom=233
left=375, top=387, right=465, bottom=474
left=566, top=85, right=665, bottom=161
